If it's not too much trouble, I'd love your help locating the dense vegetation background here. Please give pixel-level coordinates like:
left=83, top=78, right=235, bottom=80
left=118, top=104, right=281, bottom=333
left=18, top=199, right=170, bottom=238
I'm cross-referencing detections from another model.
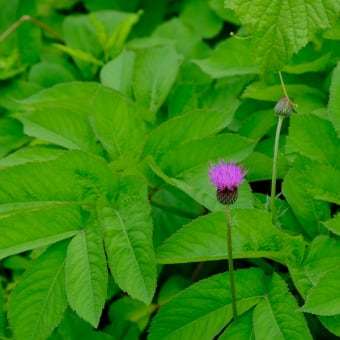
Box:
left=0, top=0, right=340, bottom=339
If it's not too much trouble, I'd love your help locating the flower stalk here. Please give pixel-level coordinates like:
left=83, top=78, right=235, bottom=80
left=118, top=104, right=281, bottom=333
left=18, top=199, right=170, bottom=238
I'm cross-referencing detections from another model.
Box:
left=209, top=161, right=247, bottom=320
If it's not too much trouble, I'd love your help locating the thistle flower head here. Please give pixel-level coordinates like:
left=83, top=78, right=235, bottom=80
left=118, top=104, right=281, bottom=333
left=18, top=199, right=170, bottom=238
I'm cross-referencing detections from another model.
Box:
left=209, top=161, right=247, bottom=191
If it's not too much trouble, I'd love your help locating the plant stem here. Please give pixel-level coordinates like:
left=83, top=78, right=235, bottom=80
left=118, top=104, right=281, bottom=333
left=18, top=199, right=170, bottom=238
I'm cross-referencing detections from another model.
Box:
left=226, top=204, right=237, bottom=319
left=0, top=15, right=64, bottom=43
left=270, top=115, right=284, bottom=218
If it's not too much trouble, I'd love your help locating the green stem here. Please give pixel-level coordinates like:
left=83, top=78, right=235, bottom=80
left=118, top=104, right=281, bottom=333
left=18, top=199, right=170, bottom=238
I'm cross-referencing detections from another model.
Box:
left=226, top=204, right=237, bottom=319
left=270, top=116, right=284, bottom=219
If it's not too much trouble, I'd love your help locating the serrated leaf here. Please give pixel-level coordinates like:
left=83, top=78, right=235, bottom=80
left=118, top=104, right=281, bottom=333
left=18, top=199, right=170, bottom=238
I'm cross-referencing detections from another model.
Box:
left=65, top=221, right=107, bottom=327
left=18, top=107, right=98, bottom=152
left=0, top=151, right=116, bottom=259
left=148, top=268, right=266, bottom=340
left=219, top=309, right=255, bottom=340
left=156, top=209, right=305, bottom=266
left=132, top=45, right=181, bottom=113
left=89, top=86, right=146, bottom=161
left=8, top=241, right=69, bottom=340
left=329, top=62, right=340, bottom=136
left=143, top=109, right=236, bottom=161
left=253, top=273, right=312, bottom=340
left=300, top=268, right=340, bottom=316
left=97, top=176, right=156, bottom=304
left=17, top=82, right=100, bottom=116
left=225, top=0, right=340, bottom=72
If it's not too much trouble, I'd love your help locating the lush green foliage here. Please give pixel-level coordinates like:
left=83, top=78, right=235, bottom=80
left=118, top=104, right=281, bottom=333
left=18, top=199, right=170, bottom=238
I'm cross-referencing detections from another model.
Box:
left=0, top=0, right=340, bottom=339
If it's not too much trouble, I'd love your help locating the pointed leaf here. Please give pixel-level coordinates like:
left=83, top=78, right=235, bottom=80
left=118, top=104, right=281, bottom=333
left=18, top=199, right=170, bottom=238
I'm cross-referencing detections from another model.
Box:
left=89, top=86, right=146, bottom=160
left=132, top=45, right=181, bottom=113
left=8, top=241, right=68, bottom=340
left=323, top=212, right=340, bottom=236
left=253, top=273, right=312, bottom=340
left=300, top=268, right=340, bottom=316
left=148, top=268, right=266, bottom=340
left=226, top=0, right=340, bottom=72
left=97, top=176, right=156, bottom=304
left=156, top=209, right=305, bottom=266
left=219, top=309, right=255, bottom=340
left=65, top=221, right=108, bottom=327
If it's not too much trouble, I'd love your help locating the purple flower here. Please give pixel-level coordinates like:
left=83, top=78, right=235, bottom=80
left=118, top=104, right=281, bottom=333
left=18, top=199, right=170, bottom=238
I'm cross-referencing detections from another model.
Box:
left=209, top=162, right=247, bottom=191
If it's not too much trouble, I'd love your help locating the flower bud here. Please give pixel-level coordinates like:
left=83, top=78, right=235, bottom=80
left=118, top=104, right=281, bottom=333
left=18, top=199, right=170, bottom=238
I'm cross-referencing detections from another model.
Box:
left=274, top=97, right=293, bottom=117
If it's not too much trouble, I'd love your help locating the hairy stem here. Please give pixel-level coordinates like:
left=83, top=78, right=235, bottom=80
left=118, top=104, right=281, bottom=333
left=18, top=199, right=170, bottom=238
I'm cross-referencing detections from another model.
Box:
left=226, top=204, right=237, bottom=319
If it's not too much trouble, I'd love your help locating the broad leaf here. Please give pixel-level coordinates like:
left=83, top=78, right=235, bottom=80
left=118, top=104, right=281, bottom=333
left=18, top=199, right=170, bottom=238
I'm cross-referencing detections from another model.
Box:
left=225, top=0, right=340, bottom=72
left=89, top=86, right=146, bottom=161
left=300, top=268, right=340, bottom=316
left=286, top=113, right=340, bottom=167
left=8, top=241, right=69, bottom=340
left=322, top=213, right=340, bottom=236
left=156, top=209, right=305, bottom=266
left=148, top=268, right=266, bottom=340
left=282, top=160, right=330, bottom=238
left=132, top=45, right=181, bottom=113
left=18, top=107, right=98, bottom=152
left=143, top=109, right=235, bottom=161
left=0, top=151, right=116, bottom=259
left=194, top=38, right=258, bottom=78
left=97, top=176, right=156, bottom=304
left=65, top=221, right=108, bottom=327
left=253, top=273, right=312, bottom=340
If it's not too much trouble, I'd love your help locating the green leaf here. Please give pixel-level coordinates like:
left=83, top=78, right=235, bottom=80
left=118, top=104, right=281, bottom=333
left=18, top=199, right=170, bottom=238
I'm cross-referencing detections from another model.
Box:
left=180, top=0, right=222, bottom=39
left=160, top=134, right=256, bottom=177
left=100, top=49, right=135, bottom=97
left=304, top=164, right=340, bottom=205
left=300, top=268, right=340, bottom=316
left=132, top=45, right=181, bottom=113
left=156, top=209, right=305, bottom=266
left=18, top=107, right=98, bottom=152
left=225, top=0, right=340, bottom=72
left=282, top=160, right=330, bottom=238
left=65, top=221, right=108, bottom=327
left=219, top=309, right=254, bottom=340
left=97, top=176, right=156, bottom=304
left=89, top=86, right=146, bottom=160
left=0, top=151, right=116, bottom=259
left=17, top=82, right=100, bottom=116
left=150, top=161, right=253, bottom=212
left=148, top=268, right=266, bottom=340
left=143, top=109, right=235, bottom=161
left=289, top=236, right=340, bottom=336
left=329, top=62, right=340, bottom=136
left=0, top=117, right=31, bottom=158
left=286, top=113, right=340, bottom=166
left=253, top=273, right=312, bottom=340
left=323, top=212, right=340, bottom=236
left=194, top=38, right=259, bottom=78
left=8, top=241, right=69, bottom=340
